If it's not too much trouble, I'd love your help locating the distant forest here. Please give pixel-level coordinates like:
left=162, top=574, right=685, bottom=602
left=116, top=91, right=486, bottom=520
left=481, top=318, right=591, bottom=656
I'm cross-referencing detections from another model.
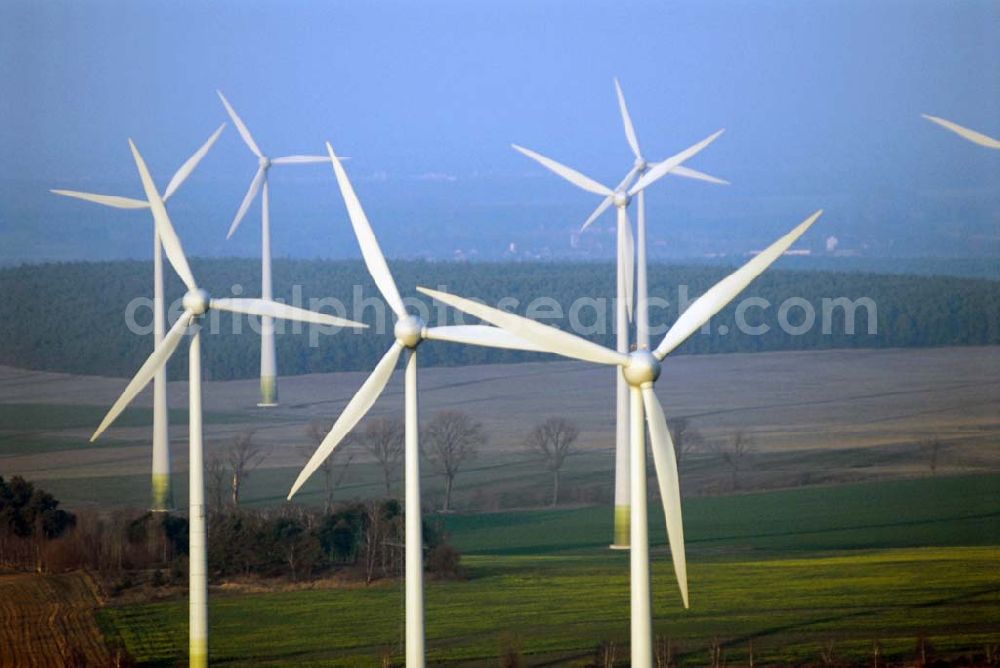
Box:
left=1, top=259, right=997, bottom=380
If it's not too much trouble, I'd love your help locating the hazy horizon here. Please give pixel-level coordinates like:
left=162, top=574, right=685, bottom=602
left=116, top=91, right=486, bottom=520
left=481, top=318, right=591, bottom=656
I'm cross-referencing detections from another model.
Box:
left=2, top=0, right=998, bottom=265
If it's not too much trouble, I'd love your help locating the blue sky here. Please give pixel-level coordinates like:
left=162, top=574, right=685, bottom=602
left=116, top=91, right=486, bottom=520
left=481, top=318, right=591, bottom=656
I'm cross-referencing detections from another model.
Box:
left=1, top=0, right=997, bottom=263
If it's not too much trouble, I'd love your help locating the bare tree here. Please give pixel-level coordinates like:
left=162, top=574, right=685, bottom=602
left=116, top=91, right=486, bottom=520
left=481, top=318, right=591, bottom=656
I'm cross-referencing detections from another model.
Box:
left=669, top=416, right=705, bottom=470
left=921, top=437, right=943, bottom=476
left=361, top=417, right=404, bottom=496
left=708, top=637, right=724, bottom=668
left=361, top=499, right=402, bottom=584
left=227, top=431, right=269, bottom=506
left=655, top=635, right=675, bottom=668
left=525, top=417, right=579, bottom=506
left=595, top=640, right=617, bottom=668
left=299, top=419, right=355, bottom=512
left=422, top=410, right=485, bottom=512
left=206, top=454, right=228, bottom=510
left=819, top=639, right=837, bottom=666
left=716, top=430, right=754, bottom=491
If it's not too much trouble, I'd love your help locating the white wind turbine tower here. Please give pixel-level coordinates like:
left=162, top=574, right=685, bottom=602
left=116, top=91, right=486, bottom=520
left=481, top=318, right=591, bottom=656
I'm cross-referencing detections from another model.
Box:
left=922, top=114, right=1000, bottom=149
left=289, top=143, right=541, bottom=668
left=90, top=140, right=366, bottom=668
left=51, top=123, right=225, bottom=511
left=419, top=209, right=822, bottom=667
left=217, top=91, right=334, bottom=407
left=513, top=120, right=724, bottom=548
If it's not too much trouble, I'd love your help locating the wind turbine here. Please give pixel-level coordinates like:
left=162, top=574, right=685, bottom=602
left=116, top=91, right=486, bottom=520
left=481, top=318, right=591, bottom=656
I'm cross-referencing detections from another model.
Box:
left=418, top=209, right=822, bottom=667
left=90, top=139, right=366, bottom=668
left=51, top=123, right=225, bottom=511
left=217, top=90, right=334, bottom=407
left=513, top=124, right=724, bottom=548
left=289, top=143, right=541, bottom=668
left=606, top=79, right=730, bottom=347
left=922, top=114, right=1000, bottom=149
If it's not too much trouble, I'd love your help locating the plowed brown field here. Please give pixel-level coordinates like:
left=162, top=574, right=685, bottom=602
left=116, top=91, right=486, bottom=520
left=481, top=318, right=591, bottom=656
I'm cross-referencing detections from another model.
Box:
left=0, top=571, right=110, bottom=667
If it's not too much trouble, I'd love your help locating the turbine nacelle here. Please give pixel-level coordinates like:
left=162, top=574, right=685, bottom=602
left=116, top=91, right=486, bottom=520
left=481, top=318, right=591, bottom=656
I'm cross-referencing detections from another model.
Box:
left=182, top=289, right=211, bottom=316
left=633, top=156, right=648, bottom=172
left=395, top=314, right=427, bottom=349
left=258, top=155, right=271, bottom=170
left=623, top=349, right=661, bottom=387
left=613, top=189, right=631, bottom=208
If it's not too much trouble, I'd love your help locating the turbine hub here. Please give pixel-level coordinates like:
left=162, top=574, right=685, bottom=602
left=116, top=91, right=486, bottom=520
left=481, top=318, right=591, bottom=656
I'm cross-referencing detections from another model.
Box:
left=258, top=155, right=271, bottom=169
left=613, top=189, right=631, bottom=208
left=182, top=289, right=211, bottom=316
left=634, top=156, right=647, bottom=172
left=622, top=349, right=661, bottom=387
left=394, top=314, right=426, bottom=349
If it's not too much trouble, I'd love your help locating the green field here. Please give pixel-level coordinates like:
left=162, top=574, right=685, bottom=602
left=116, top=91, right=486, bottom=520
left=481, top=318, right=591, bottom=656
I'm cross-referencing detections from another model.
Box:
left=98, top=474, right=1000, bottom=666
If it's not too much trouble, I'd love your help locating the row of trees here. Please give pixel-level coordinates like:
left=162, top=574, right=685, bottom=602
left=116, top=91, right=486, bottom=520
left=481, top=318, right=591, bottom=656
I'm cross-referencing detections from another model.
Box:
left=3, top=258, right=997, bottom=380
left=0, top=477, right=460, bottom=587
left=293, top=412, right=484, bottom=513
left=206, top=501, right=458, bottom=584
left=287, top=410, right=765, bottom=512
left=198, top=414, right=958, bottom=517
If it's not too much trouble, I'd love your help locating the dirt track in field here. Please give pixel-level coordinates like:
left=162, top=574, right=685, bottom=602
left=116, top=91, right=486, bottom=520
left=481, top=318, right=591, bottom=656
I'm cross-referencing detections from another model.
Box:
left=0, top=571, right=110, bottom=667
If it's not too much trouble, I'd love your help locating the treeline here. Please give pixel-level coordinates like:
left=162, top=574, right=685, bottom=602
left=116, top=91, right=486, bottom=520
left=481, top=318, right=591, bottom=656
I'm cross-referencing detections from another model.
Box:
left=0, top=475, right=77, bottom=571
left=1, top=259, right=997, bottom=380
left=0, top=475, right=459, bottom=586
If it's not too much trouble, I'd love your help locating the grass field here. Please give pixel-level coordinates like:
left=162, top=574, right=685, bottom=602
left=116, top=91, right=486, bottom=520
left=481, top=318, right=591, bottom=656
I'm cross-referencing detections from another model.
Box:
left=97, top=474, right=1000, bottom=666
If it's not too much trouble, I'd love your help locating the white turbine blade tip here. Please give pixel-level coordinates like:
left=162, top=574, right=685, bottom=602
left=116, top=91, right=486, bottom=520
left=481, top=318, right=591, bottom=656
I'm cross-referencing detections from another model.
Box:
left=654, top=208, right=822, bottom=360
left=642, top=388, right=689, bottom=608
left=629, top=129, right=726, bottom=196
left=922, top=114, right=1000, bottom=149
left=91, top=311, right=191, bottom=441
left=325, top=142, right=407, bottom=317
left=613, top=77, right=642, bottom=159
left=511, top=144, right=612, bottom=197
left=418, top=286, right=627, bottom=367
left=289, top=342, right=403, bottom=498
left=216, top=90, right=262, bottom=157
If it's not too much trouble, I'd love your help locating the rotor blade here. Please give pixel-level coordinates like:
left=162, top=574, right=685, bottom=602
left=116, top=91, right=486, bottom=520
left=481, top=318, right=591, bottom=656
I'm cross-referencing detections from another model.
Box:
left=50, top=190, right=149, bottom=209
left=418, top=286, right=628, bottom=367
left=580, top=165, right=640, bottom=232
left=163, top=123, right=227, bottom=202
left=227, top=166, right=265, bottom=239
left=91, top=311, right=192, bottom=442
left=326, top=142, right=407, bottom=317
left=210, top=297, right=367, bottom=329
left=512, top=144, right=612, bottom=197
left=621, top=208, right=635, bottom=322
left=128, top=139, right=198, bottom=291
left=581, top=196, right=614, bottom=232
left=615, top=164, right=643, bottom=191
left=288, top=342, right=404, bottom=499
left=922, top=114, right=1000, bottom=149
left=655, top=210, right=823, bottom=359
left=216, top=90, right=262, bottom=157
left=272, top=155, right=332, bottom=165
left=668, top=164, right=730, bottom=186
left=629, top=129, right=725, bottom=196
left=425, top=325, right=545, bottom=352
left=643, top=387, right=689, bottom=609
left=614, top=78, right=642, bottom=159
